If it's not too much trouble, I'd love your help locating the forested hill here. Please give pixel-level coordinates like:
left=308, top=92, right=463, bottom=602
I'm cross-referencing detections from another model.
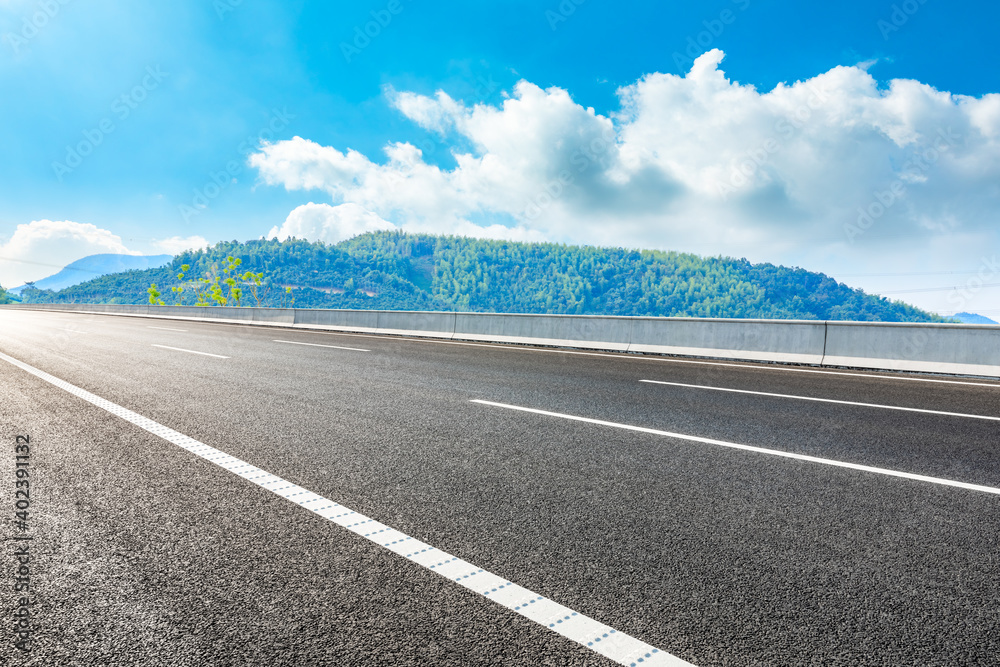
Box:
left=18, top=231, right=946, bottom=322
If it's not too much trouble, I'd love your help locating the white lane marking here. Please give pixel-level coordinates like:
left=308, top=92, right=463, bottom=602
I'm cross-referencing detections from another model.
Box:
left=268, top=329, right=1000, bottom=388
left=0, top=350, right=691, bottom=667
left=151, top=344, right=229, bottom=359
left=23, top=308, right=1000, bottom=387
left=640, top=380, right=1000, bottom=422
left=470, top=399, right=1000, bottom=496
left=148, top=326, right=188, bottom=332
left=639, top=357, right=1000, bottom=388
left=273, top=339, right=369, bottom=353
left=60, top=328, right=88, bottom=334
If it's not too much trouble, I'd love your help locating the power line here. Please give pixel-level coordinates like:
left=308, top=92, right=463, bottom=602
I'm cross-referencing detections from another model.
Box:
left=0, top=256, right=107, bottom=274
left=880, top=283, right=1000, bottom=295
left=838, top=270, right=990, bottom=278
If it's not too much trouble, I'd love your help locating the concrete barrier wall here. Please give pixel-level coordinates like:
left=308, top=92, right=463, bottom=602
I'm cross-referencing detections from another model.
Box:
left=824, top=321, right=1000, bottom=377
left=4, top=303, right=999, bottom=378
left=628, top=317, right=827, bottom=365
left=375, top=310, right=457, bottom=339
left=118, top=304, right=150, bottom=316
left=251, top=308, right=295, bottom=325
left=454, top=313, right=633, bottom=351
left=293, top=308, right=380, bottom=333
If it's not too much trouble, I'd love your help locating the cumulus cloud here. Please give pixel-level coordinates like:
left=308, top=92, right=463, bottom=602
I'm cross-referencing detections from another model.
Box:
left=266, top=202, right=546, bottom=247
left=153, top=235, right=210, bottom=255
left=0, top=219, right=138, bottom=288
left=267, top=202, right=397, bottom=244
left=388, top=87, right=465, bottom=135
left=250, top=50, right=1000, bottom=310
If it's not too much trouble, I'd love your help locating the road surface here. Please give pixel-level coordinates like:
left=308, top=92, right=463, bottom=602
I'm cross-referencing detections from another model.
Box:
left=1, top=308, right=998, bottom=665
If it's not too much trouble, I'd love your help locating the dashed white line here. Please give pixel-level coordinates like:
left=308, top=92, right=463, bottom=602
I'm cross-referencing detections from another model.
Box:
left=470, top=399, right=1000, bottom=496
left=26, top=309, right=1000, bottom=388
left=148, top=326, right=188, bottom=332
left=60, top=328, right=88, bottom=334
left=151, top=344, right=229, bottom=359
left=640, top=380, right=1000, bottom=422
left=273, top=339, right=370, bottom=352
left=0, top=349, right=691, bottom=667
left=255, top=325, right=1000, bottom=388
left=263, top=326, right=1000, bottom=388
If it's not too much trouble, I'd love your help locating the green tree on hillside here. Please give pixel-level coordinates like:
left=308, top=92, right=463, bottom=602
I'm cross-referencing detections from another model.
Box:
left=0, top=283, right=18, bottom=304
left=150, top=256, right=293, bottom=307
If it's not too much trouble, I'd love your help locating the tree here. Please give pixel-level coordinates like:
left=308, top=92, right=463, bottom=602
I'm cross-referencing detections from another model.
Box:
left=170, top=265, right=190, bottom=305
left=147, top=283, right=165, bottom=306
left=0, top=283, right=18, bottom=304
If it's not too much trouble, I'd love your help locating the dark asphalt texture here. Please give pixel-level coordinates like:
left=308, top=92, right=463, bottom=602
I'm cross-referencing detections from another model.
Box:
left=1, top=309, right=999, bottom=666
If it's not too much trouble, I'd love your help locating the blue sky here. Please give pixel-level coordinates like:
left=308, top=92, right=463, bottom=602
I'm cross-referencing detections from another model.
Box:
left=2, top=0, right=999, bottom=314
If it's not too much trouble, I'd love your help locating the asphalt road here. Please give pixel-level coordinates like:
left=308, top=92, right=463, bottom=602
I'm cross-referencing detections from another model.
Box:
left=1, top=308, right=999, bottom=666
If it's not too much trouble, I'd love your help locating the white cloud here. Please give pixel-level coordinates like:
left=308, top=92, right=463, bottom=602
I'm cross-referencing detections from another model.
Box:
left=250, top=50, right=1000, bottom=312
left=0, top=219, right=138, bottom=288
left=387, top=87, right=464, bottom=135
left=153, top=235, right=209, bottom=255
left=267, top=202, right=397, bottom=244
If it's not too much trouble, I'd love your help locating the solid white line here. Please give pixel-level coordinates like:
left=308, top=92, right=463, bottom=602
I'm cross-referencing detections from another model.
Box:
left=0, top=350, right=690, bottom=667
left=470, top=399, right=1000, bottom=496
left=151, top=344, right=229, bottom=359
left=273, top=339, right=369, bottom=352
left=640, top=380, right=1000, bottom=422
left=148, top=326, right=188, bottom=332
left=641, top=358, right=1000, bottom=388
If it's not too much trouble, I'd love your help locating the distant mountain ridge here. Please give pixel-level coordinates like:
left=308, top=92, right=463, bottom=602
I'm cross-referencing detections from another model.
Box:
left=951, top=312, right=998, bottom=324
left=17, top=232, right=948, bottom=322
left=12, top=253, right=172, bottom=293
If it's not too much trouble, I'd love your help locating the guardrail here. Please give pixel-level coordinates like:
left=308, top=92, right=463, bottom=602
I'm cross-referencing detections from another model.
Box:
left=4, top=303, right=999, bottom=378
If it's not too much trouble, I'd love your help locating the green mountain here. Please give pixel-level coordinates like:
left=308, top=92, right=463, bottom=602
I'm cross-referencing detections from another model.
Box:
left=16, top=231, right=947, bottom=322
